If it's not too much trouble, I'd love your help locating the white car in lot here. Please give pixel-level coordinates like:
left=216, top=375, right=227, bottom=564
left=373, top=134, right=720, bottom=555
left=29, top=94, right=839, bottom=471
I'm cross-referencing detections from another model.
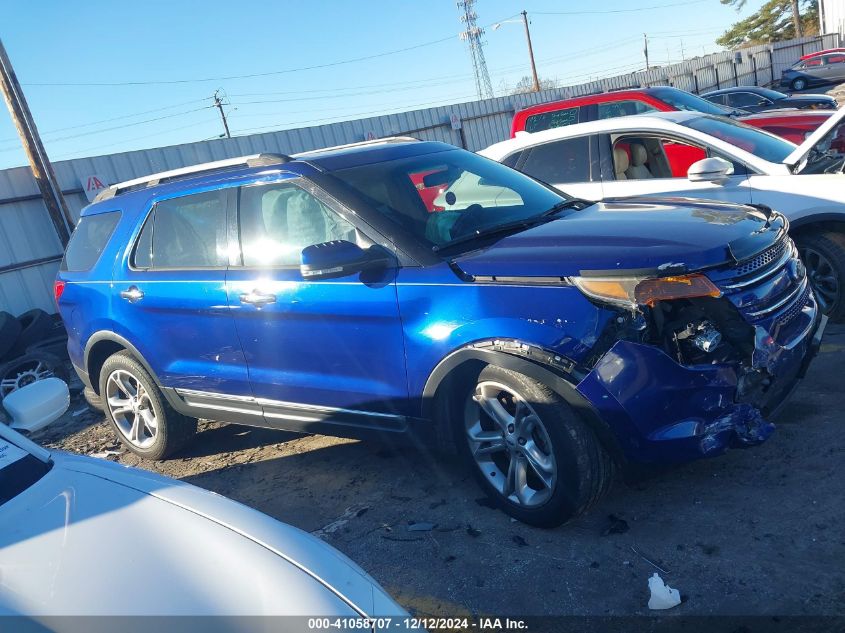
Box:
left=480, top=107, right=845, bottom=320
left=0, top=423, right=404, bottom=624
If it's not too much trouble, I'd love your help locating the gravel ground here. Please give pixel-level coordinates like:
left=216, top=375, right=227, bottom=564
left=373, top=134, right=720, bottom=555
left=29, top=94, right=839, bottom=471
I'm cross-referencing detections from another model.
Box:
left=26, top=323, right=844, bottom=619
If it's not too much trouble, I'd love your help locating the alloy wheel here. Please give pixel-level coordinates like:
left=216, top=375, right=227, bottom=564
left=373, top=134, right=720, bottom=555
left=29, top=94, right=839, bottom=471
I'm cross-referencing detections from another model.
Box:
left=0, top=360, right=55, bottom=399
left=105, top=369, right=158, bottom=449
left=800, top=245, right=840, bottom=314
left=464, top=380, right=556, bottom=507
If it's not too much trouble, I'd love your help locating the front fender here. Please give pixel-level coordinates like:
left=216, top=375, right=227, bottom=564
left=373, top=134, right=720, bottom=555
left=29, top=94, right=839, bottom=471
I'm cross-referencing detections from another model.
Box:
left=421, top=341, right=624, bottom=463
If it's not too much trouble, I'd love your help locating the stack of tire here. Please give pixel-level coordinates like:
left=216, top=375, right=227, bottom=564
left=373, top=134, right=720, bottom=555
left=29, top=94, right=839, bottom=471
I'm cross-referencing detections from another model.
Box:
left=0, top=309, right=69, bottom=402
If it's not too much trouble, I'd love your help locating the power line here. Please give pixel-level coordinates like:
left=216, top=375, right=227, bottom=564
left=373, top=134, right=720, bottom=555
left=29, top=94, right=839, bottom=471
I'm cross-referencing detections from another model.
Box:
left=20, top=13, right=519, bottom=88
left=0, top=97, right=211, bottom=144
left=533, top=0, right=706, bottom=15
left=0, top=105, right=214, bottom=150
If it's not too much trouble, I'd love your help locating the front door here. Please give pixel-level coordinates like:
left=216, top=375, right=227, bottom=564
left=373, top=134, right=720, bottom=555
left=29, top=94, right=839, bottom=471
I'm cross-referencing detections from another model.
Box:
left=599, top=133, right=753, bottom=204
left=225, top=178, right=409, bottom=431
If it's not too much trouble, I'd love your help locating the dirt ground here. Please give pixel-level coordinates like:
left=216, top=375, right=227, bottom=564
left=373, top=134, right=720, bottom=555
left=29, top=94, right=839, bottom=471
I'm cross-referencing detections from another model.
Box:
left=25, top=323, right=843, bottom=619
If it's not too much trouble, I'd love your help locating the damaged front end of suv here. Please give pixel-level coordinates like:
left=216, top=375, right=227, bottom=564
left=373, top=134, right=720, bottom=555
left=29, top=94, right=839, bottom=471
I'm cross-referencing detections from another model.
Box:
left=571, top=202, right=826, bottom=463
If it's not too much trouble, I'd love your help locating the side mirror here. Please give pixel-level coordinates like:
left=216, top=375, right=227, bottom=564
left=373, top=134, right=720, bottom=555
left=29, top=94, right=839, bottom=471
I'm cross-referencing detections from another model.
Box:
left=687, top=157, right=734, bottom=183
left=300, top=240, right=391, bottom=280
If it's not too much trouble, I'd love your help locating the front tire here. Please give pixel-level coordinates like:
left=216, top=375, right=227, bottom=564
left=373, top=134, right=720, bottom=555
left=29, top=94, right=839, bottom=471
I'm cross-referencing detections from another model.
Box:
left=456, top=365, right=614, bottom=527
left=796, top=231, right=845, bottom=322
left=791, top=77, right=808, bottom=91
left=99, top=351, right=196, bottom=460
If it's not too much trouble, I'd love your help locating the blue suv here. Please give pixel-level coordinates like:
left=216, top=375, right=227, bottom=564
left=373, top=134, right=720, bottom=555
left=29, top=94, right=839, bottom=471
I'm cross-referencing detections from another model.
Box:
left=56, top=139, right=825, bottom=526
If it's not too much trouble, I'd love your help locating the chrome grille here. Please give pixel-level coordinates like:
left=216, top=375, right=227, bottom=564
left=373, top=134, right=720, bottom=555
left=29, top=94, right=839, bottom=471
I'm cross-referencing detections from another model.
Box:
left=775, top=281, right=811, bottom=328
left=732, top=239, right=788, bottom=278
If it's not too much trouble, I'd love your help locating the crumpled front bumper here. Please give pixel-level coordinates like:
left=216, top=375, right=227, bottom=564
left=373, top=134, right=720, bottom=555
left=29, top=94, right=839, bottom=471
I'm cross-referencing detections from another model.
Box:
left=575, top=311, right=826, bottom=464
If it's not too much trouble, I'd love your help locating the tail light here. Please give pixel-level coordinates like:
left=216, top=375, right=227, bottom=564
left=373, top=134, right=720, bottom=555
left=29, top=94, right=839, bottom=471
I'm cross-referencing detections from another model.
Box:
left=54, top=279, right=66, bottom=305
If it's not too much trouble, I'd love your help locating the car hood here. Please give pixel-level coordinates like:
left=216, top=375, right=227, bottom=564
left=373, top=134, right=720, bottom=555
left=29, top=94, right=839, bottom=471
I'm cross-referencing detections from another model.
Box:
left=453, top=198, right=784, bottom=278
left=0, top=452, right=402, bottom=616
left=781, top=94, right=836, bottom=105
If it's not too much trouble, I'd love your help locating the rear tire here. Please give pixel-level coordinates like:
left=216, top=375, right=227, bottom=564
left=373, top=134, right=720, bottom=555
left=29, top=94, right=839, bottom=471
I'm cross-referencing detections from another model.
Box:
left=0, top=312, right=22, bottom=361
left=454, top=364, right=614, bottom=527
left=82, top=386, right=104, bottom=411
left=796, top=231, right=845, bottom=322
left=0, top=351, right=68, bottom=401
left=8, top=309, right=54, bottom=359
left=99, top=351, right=196, bottom=460
left=791, top=77, right=808, bottom=92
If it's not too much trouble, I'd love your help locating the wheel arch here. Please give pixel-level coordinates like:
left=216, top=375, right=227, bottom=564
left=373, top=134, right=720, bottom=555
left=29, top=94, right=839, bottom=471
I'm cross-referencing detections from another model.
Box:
left=84, top=332, right=162, bottom=396
left=422, top=341, right=625, bottom=463
left=788, top=215, right=845, bottom=236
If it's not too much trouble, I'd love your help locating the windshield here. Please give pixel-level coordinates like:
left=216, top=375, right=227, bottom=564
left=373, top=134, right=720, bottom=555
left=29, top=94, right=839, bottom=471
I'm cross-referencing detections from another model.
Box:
left=680, top=115, right=797, bottom=163
left=650, top=86, right=746, bottom=115
left=331, top=149, right=567, bottom=251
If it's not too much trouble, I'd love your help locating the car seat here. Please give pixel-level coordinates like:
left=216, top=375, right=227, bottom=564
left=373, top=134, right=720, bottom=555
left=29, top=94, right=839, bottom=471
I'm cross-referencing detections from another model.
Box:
left=625, top=143, right=654, bottom=179
left=613, top=147, right=629, bottom=180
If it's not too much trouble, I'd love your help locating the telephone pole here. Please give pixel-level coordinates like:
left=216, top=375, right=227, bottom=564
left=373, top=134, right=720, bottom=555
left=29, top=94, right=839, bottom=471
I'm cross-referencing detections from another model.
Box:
left=0, top=38, right=73, bottom=245
left=521, top=11, right=540, bottom=92
left=213, top=89, right=231, bottom=139
left=643, top=33, right=650, bottom=70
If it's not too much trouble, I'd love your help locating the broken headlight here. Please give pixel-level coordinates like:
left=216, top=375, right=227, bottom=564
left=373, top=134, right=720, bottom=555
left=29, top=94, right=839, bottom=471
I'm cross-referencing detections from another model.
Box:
left=571, top=274, right=722, bottom=310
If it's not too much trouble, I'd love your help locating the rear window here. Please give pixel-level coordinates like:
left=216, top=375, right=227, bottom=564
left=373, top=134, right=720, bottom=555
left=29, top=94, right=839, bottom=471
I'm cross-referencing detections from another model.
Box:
left=60, top=211, right=120, bottom=272
left=523, top=107, right=579, bottom=133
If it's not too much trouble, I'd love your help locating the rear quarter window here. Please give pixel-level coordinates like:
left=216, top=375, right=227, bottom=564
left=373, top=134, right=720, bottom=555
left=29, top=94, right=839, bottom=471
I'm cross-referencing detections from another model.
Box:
left=60, top=211, right=121, bottom=272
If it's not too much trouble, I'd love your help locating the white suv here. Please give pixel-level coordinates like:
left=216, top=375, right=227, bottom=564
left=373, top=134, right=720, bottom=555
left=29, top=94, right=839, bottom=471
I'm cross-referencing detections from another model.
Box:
left=481, top=108, right=845, bottom=320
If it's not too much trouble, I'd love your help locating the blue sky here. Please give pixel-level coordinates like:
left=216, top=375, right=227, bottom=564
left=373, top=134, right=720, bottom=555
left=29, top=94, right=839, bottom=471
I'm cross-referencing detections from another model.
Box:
left=0, top=0, right=766, bottom=169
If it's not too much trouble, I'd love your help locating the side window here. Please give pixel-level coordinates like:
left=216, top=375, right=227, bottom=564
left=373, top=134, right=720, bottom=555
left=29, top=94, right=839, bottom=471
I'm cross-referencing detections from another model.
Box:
left=707, top=94, right=727, bottom=106
left=515, top=136, right=591, bottom=184
left=238, top=182, right=359, bottom=267
left=597, top=100, right=657, bottom=119
left=524, top=107, right=580, bottom=133
left=61, top=211, right=121, bottom=272
left=729, top=92, right=768, bottom=108
left=145, top=189, right=230, bottom=269
left=824, top=54, right=845, bottom=65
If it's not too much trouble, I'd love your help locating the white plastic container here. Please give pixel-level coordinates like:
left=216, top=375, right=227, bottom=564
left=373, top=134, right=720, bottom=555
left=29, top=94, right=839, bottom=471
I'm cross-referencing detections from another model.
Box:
left=3, top=377, right=70, bottom=434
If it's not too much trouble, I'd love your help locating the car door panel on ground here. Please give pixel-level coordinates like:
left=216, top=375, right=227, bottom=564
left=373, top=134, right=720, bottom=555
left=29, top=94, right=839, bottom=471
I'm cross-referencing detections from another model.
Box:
left=596, top=132, right=753, bottom=204
left=225, top=178, right=410, bottom=425
left=110, top=188, right=252, bottom=397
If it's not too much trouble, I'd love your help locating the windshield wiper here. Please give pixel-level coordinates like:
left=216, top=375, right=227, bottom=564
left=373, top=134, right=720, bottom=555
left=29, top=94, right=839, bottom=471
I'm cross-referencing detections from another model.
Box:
left=433, top=199, right=589, bottom=253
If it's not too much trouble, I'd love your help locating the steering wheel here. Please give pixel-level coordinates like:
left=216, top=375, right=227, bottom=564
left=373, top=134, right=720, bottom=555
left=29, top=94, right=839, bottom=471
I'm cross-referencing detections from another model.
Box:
left=449, top=204, right=485, bottom=240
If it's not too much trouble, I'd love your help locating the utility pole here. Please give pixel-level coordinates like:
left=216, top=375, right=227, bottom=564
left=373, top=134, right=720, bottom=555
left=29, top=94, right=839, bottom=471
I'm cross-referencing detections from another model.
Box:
left=643, top=33, right=650, bottom=70
left=791, top=0, right=803, bottom=38
left=213, top=89, right=231, bottom=139
left=521, top=11, right=541, bottom=93
left=0, top=38, right=72, bottom=245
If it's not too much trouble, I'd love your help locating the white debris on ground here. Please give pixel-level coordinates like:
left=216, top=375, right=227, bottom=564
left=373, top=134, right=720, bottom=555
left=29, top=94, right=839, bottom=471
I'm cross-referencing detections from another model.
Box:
left=647, top=573, right=682, bottom=610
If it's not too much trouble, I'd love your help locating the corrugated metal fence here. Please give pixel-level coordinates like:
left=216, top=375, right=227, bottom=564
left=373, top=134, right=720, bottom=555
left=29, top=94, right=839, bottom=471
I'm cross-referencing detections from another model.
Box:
left=0, top=33, right=841, bottom=315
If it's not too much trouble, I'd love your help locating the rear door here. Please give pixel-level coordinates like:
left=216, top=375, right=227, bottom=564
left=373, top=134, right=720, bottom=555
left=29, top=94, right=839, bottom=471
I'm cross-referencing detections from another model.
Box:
left=110, top=188, right=251, bottom=398
left=501, top=134, right=604, bottom=199
left=225, top=178, right=409, bottom=429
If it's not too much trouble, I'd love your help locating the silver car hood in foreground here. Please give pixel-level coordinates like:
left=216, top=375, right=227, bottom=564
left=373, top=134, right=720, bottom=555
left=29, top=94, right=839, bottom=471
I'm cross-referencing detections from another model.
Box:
left=0, top=451, right=402, bottom=617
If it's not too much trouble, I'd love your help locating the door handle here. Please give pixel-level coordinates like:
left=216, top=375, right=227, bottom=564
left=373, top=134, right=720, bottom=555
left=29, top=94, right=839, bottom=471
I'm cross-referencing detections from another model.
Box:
left=239, top=290, right=277, bottom=306
left=119, top=286, right=144, bottom=303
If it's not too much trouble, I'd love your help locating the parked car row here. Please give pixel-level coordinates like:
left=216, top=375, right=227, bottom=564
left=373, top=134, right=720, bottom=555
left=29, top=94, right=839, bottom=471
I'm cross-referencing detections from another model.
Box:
left=54, top=110, right=830, bottom=528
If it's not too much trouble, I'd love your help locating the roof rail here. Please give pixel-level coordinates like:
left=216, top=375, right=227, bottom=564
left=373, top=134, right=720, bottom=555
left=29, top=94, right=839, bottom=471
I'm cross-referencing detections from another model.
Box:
left=93, top=152, right=292, bottom=202
left=293, top=136, right=421, bottom=157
